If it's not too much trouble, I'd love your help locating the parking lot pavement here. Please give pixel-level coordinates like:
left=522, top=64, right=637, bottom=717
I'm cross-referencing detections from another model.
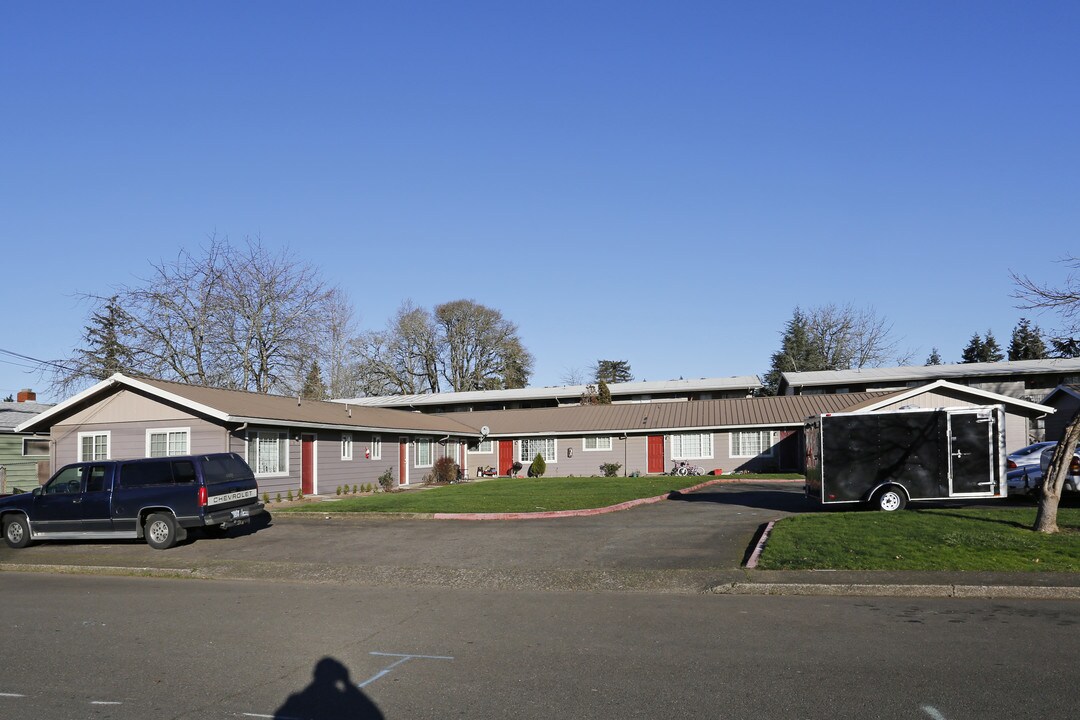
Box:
left=5, top=481, right=1079, bottom=598
left=0, top=481, right=806, bottom=591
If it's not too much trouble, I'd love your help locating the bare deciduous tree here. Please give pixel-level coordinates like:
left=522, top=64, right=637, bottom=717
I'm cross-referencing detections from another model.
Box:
left=1013, top=256, right=1080, bottom=533
left=53, top=236, right=351, bottom=396
left=352, top=299, right=533, bottom=395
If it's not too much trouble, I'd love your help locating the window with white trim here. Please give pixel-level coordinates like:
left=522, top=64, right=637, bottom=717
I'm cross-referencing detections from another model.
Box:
left=22, top=438, right=49, bottom=457
left=583, top=436, right=613, bottom=452
left=146, top=427, right=190, bottom=457
left=468, top=439, right=493, bottom=454
left=730, top=430, right=775, bottom=458
left=416, top=438, right=433, bottom=467
left=370, top=435, right=382, bottom=460
left=671, top=432, right=713, bottom=460
left=442, top=441, right=458, bottom=461
left=249, top=431, right=289, bottom=476
left=78, top=432, right=110, bottom=461
left=342, top=433, right=353, bottom=460
left=519, top=438, right=556, bottom=463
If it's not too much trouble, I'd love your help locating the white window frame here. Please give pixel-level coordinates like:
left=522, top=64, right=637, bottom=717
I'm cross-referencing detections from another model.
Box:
left=730, top=430, right=776, bottom=458
left=341, top=432, right=353, bottom=461
left=370, top=435, right=382, bottom=460
left=442, top=440, right=459, bottom=462
left=247, top=430, right=290, bottom=478
left=145, top=427, right=191, bottom=458
left=78, top=431, right=111, bottom=462
left=582, top=436, right=613, bottom=452
left=670, top=432, right=713, bottom=460
left=416, top=437, right=433, bottom=468
left=468, top=439, right=494, bottom=454
left=518, top=438, right=557, bottom=464
left=22, top=437, right=49, bottom=457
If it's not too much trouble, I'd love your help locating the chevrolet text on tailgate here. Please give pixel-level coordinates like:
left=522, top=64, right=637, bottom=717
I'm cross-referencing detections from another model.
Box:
left=0, top=452, right=265, bottom=550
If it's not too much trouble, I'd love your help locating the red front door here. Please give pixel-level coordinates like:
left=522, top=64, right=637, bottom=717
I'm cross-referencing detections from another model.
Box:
left=498, top=440, right=514, bottom=476
left=301, top=434, right=315, bottom=495
left=647, top=435, right=665, bottom=474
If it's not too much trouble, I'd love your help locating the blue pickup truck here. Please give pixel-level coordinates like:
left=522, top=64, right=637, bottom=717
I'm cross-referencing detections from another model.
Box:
left=0, top=452, right=265, bottom=550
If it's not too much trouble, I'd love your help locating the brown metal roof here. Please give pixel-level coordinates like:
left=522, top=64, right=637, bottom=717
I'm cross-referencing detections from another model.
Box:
left=437, top=392, right=904, bottom=436
left=131, top=377, right=481, bottom=434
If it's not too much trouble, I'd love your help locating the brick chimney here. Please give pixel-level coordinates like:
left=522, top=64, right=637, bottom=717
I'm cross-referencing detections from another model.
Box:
left=16, top=389, right=36, bottom=403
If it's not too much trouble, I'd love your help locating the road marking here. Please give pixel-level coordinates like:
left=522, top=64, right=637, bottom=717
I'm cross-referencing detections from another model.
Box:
left=358, top=652, right=454, bottom=688
left=922, top=706, right=948, bottom=720
left=91, top=701, right=122, bottom=705
left=0, top=693, right=26, bottom=698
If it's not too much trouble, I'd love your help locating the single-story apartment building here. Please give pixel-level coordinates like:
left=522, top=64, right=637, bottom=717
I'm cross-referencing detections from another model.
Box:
left=15, top=374, right=483, bottom=498
left=444, top=379, right=1053, bottom=477
left=16, top=375, right=1053, bottom=496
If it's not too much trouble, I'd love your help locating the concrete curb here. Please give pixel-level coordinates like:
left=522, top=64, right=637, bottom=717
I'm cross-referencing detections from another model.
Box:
left=707, top=581, right=1080, bottom=600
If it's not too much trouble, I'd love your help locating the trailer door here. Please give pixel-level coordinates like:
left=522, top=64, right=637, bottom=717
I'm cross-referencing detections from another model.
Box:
left=948, top=410, right=996, bottom=496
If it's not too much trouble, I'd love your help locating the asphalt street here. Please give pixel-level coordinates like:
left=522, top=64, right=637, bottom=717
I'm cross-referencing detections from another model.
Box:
left=1, top=572, right=1076, bottom=720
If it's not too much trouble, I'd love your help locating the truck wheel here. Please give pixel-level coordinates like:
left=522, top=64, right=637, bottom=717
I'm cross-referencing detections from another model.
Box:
left=3, top=516, right=31, bottom=549
left=873, top=487, right=907, bottom=512
left=145, top=513, right=179, bottom=550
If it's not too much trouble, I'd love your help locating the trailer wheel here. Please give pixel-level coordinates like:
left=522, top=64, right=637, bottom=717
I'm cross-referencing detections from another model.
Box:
left=873, top=487, right=907, bottom=512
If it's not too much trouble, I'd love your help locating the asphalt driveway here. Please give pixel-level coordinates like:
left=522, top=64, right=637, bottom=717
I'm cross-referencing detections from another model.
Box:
left=0, top=481, right=807, bottom=592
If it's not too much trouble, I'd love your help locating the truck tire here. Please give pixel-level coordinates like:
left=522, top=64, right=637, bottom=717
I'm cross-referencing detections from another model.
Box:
left=3, top=515, right=31, bottom=549
left=145, top=513, right=179, bottom=550
left=873, top=487, right=907, bottom=512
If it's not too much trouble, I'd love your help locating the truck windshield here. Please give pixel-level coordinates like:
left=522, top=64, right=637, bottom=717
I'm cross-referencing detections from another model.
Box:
left=201, top=455, right=254, bottom=485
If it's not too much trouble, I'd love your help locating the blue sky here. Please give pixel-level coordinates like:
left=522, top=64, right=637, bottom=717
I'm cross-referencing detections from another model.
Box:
left=2, top=1, right=1077, bottom=402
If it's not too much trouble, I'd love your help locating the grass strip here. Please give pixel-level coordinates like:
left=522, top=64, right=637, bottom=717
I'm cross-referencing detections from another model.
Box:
left=758, top=506, right=1080, bottom=571
left=278, top=475, right=787, bottom=514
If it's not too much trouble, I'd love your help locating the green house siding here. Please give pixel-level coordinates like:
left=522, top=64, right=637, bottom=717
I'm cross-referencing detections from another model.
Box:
left=0, top=435, right=49, bottom=493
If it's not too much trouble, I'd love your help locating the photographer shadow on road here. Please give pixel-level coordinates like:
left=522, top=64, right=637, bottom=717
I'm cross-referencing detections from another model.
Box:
left=669, top=485, right=814, bottom=513
left=275, top=657, right=384, bottom=720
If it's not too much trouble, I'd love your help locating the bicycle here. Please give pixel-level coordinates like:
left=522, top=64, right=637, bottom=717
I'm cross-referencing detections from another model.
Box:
left=669, top=460, right=705, bottom=476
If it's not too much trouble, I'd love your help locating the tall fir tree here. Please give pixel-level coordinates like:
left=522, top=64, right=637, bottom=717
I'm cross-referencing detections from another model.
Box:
left=961, top=330, right=1004, bottom=363
left=301, top=360, right=328, bottom=400
left=1008, top=318, right=1048, bottom=360
left=925, top=347, right=943, bottom=365
left=761, top=308, right=826, bottom=395
left=76, top=295, right=135, bottom=382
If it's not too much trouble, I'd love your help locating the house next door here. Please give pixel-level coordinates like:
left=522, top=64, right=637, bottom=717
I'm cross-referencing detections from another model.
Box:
left=301, top=434, right=316, bottom=495
left=647, top=435, right=665, bottom=474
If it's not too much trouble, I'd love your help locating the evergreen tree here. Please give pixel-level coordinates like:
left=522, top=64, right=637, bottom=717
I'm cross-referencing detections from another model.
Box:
left=961, top=330, right=1004, bottom=363
left=1008, top=318, right=1048, bottom=360
left=761, top=308, right=826, bottom=395
left=960, top=333, right=985, bottom=363
left=983, top=330, right=1004, bottom=362
left=593, top=360, right=633, bottom=385
left=597, top=379, right=612, bottom=404
left=301, top=360, right=328, bottom=400
left=925, top=347, right=943, bottom=365
left=72, top=295, right=135, bottom=384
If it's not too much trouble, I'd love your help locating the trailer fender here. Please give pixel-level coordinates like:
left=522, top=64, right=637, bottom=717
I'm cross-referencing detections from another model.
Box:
left=866, top=483, right=909, bottom=512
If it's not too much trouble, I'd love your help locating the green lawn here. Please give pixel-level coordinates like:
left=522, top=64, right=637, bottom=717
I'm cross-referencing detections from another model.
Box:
left=758, top=506, right=1080, bottom=571
left=278, top=475, right=761, bottom=514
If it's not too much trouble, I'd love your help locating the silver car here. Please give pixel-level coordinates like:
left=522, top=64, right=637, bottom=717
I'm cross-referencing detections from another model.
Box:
left=1006, top=441, right=1056, bottom=470
left=1038, top=443, right=1080, bottom=493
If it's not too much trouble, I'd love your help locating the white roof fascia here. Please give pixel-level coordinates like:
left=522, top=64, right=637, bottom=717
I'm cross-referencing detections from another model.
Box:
left=230, top=416, right=482, bottom=437
left=13, top=376, right=121, bottom=433
left=783, top=358, right=1080, bottom=388
left=849, top=380, right=1054, bottom=415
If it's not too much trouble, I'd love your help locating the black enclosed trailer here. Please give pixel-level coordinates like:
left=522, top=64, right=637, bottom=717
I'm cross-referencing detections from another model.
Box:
left=804, top=405, right=1006, bottom=511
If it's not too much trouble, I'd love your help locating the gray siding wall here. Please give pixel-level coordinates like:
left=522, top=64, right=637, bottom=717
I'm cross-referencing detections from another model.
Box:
left=52, top=417, right=229, bottom=467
